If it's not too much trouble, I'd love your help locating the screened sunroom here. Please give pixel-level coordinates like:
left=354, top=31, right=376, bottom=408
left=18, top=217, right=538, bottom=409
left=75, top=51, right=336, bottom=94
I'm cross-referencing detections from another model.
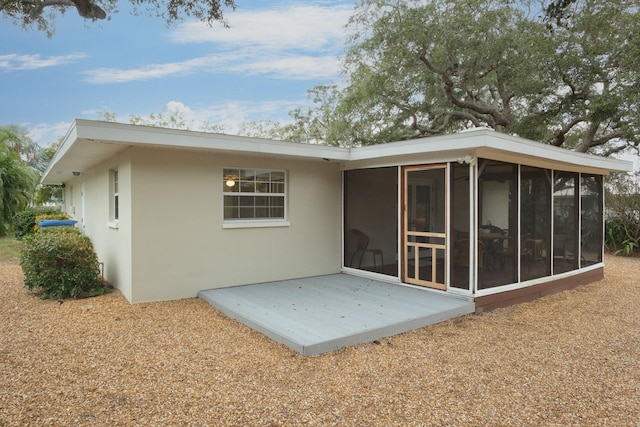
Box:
left=342, top=130, right=631, bottom=311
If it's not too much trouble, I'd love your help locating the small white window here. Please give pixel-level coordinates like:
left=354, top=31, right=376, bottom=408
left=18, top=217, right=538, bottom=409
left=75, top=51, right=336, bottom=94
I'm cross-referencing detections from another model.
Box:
left=223, top=169, right=286, bottom=221
left=110, top=169, right=119, bottom=222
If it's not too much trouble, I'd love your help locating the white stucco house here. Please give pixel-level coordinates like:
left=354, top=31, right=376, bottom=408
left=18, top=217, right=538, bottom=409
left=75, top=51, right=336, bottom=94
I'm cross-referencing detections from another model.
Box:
left=41, top=120, right=632, bottom=311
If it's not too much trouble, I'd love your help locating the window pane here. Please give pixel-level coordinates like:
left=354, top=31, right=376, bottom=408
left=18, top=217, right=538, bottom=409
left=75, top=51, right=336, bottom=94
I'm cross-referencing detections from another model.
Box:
left=255, top=207, right=269, bottom=218
left=224, top=206, right=238, bottom=219
left=239, top=196, right=254, bottom=207
left=271, top=207, right=285, bottom=218
left=240, top=207, right=254, bottom=218
left=240, top=180, right=255, bottom=193
left=256, top=181, right=269, bottom=193
left=478, top=159, right=517, bottom=289
left=270, top=196, right=284, bottom=208
left=520, top=166, right=551, bottom=281
left=581, top=174, right=603, bottom=266
left=110, top=169, right=119, bottom=222
left=451, top=162, right=470, bottom=290
left=223, top=196, right=238, bottom=219
left=255, top=170, right=270, bottom=182
left=344, top=167, right=398, bottom=277
left=271, top=182, right=285, bottom=194
left=224, top=195, right=238, bottom=207
left=553, top=171, right=579, bottom=274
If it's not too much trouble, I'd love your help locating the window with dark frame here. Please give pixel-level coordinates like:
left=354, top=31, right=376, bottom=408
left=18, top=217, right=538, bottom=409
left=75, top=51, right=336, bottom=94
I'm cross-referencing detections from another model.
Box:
left=113, top=170, right=119, bottom=221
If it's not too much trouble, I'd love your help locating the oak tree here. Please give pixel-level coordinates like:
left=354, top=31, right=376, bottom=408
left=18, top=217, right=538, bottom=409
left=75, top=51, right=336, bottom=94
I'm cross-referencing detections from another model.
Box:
left=1, top=0, right=235, bottom=36
left=305, top=0, right=638, bottom=155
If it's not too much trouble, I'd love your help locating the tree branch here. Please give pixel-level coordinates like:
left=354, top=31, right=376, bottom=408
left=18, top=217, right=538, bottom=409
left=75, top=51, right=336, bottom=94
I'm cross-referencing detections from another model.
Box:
left=418, top=51, right=510, bottom=129
left=600, top=143, right=627, bottom=157
left=547, top=116, right=584, bottom=146
left=37, top=0, right=106, bottom=19
left=575, top=123, right=625, bottom=153
left=574, top=121, right=600, bottom=152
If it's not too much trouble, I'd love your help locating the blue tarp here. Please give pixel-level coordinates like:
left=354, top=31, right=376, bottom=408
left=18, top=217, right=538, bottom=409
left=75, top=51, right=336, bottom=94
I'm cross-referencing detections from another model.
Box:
left=39, top=219, right=78, bottom=228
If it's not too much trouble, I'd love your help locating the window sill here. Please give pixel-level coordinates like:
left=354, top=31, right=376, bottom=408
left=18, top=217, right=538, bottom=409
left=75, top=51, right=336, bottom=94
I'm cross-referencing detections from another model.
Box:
left=107, top=221, right=119, bottom=229
left=223, top=220, right=290, bottom=229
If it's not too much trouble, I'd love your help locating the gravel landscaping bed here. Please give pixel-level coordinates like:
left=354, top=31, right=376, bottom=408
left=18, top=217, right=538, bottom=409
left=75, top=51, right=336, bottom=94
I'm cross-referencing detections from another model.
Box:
left=1, top=256, right=639, bottom=426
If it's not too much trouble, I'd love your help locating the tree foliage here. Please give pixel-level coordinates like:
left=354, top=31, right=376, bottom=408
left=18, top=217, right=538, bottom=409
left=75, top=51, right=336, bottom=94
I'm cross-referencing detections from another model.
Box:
left=232, top=85, right=347, bottom=145
left=299, top=0, right=638, bottom=153
left=98, top=107, right=224, bottom=133
left=1, top=0, right=236, bottom=36
left=0, top=126, right=48, bottom=171
left=13, top=206, right=62, bottom=240
left=34, top=139, right=64, bottom=206
left=236, top=120, right=288, bottom=141
left=0, top=127, right=63, bottom=207
left=279, top=85, right=348, bottom=146
left=605, top=172, right=640, bottom=256
left=0, top=128, right=39, bottom=236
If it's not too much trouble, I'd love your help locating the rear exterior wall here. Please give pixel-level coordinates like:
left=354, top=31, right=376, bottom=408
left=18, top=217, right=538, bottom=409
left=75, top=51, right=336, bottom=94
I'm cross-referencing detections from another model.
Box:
left=128, top=147, right=343, bottom=303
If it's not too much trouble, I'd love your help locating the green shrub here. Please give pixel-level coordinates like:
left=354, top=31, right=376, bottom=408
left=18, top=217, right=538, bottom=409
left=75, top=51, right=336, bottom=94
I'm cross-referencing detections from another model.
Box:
left=20, top=227, right=110, bottom=300
left=605, top=174, right=640, bottom=257
left=606, top=218, right=640, bottom=256
left=14, top=207, right=63, bottom=240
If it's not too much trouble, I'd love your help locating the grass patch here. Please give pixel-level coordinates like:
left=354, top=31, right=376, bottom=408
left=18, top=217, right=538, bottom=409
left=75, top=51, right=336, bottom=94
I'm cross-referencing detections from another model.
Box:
left=0, top=236, right=21, bottom=263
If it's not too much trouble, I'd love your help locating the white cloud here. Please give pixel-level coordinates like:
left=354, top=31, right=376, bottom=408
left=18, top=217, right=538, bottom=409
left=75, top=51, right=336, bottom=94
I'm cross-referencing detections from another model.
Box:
left=235, top=55, right=342, bottom=80
left=25, top=98, right=297, bottom=144
left=82, top=3, right=352, bottom=84
left=0, top=53, right=87, bottom=71
left=165, top=99, right=301, bottom=133
left=83, top=56, right=215, bottom=83
left=165, top=100, right=193, bottom=115
left=25, top=121, right=72, bottom=146
left=91, top=99, right=299, bottom=134
left=169, top=4, right=352, bottom=51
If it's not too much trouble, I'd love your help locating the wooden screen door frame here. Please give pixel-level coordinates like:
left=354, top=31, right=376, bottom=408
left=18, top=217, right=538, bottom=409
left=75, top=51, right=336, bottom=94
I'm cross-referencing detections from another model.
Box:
left=402, top=164, right=448, bottom=290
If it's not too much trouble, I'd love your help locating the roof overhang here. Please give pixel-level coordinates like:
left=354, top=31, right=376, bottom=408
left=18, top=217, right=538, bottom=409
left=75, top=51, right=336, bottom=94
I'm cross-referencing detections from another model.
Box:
left=345, top=129, right=634, bottom=175
left=41, top=120, right=634, bottom=185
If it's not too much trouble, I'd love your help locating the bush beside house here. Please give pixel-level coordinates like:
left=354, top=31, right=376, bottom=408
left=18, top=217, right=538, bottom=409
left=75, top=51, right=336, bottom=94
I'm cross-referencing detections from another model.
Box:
left=20, top=227, right=110, bottom=300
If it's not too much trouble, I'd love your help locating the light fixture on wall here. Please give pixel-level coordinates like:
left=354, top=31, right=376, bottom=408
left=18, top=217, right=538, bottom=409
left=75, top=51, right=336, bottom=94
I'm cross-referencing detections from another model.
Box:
left=456, top=155, right=475, bottom=165
left=72, top=171, right=81, bottom=176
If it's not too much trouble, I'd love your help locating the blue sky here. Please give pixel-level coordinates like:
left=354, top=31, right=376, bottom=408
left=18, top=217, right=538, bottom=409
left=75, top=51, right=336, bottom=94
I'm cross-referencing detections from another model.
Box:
left=0, top=1, right=356, bottom=146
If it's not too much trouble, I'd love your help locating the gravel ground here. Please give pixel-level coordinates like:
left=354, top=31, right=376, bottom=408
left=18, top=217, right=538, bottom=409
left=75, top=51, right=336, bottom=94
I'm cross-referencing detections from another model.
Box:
left=1, top=256, right=639, bottom=426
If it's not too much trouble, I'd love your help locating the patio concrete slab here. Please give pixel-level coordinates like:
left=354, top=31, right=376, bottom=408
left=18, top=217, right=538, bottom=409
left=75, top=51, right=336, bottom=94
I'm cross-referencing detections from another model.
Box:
left=198, top=274, right=475, bottom=356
